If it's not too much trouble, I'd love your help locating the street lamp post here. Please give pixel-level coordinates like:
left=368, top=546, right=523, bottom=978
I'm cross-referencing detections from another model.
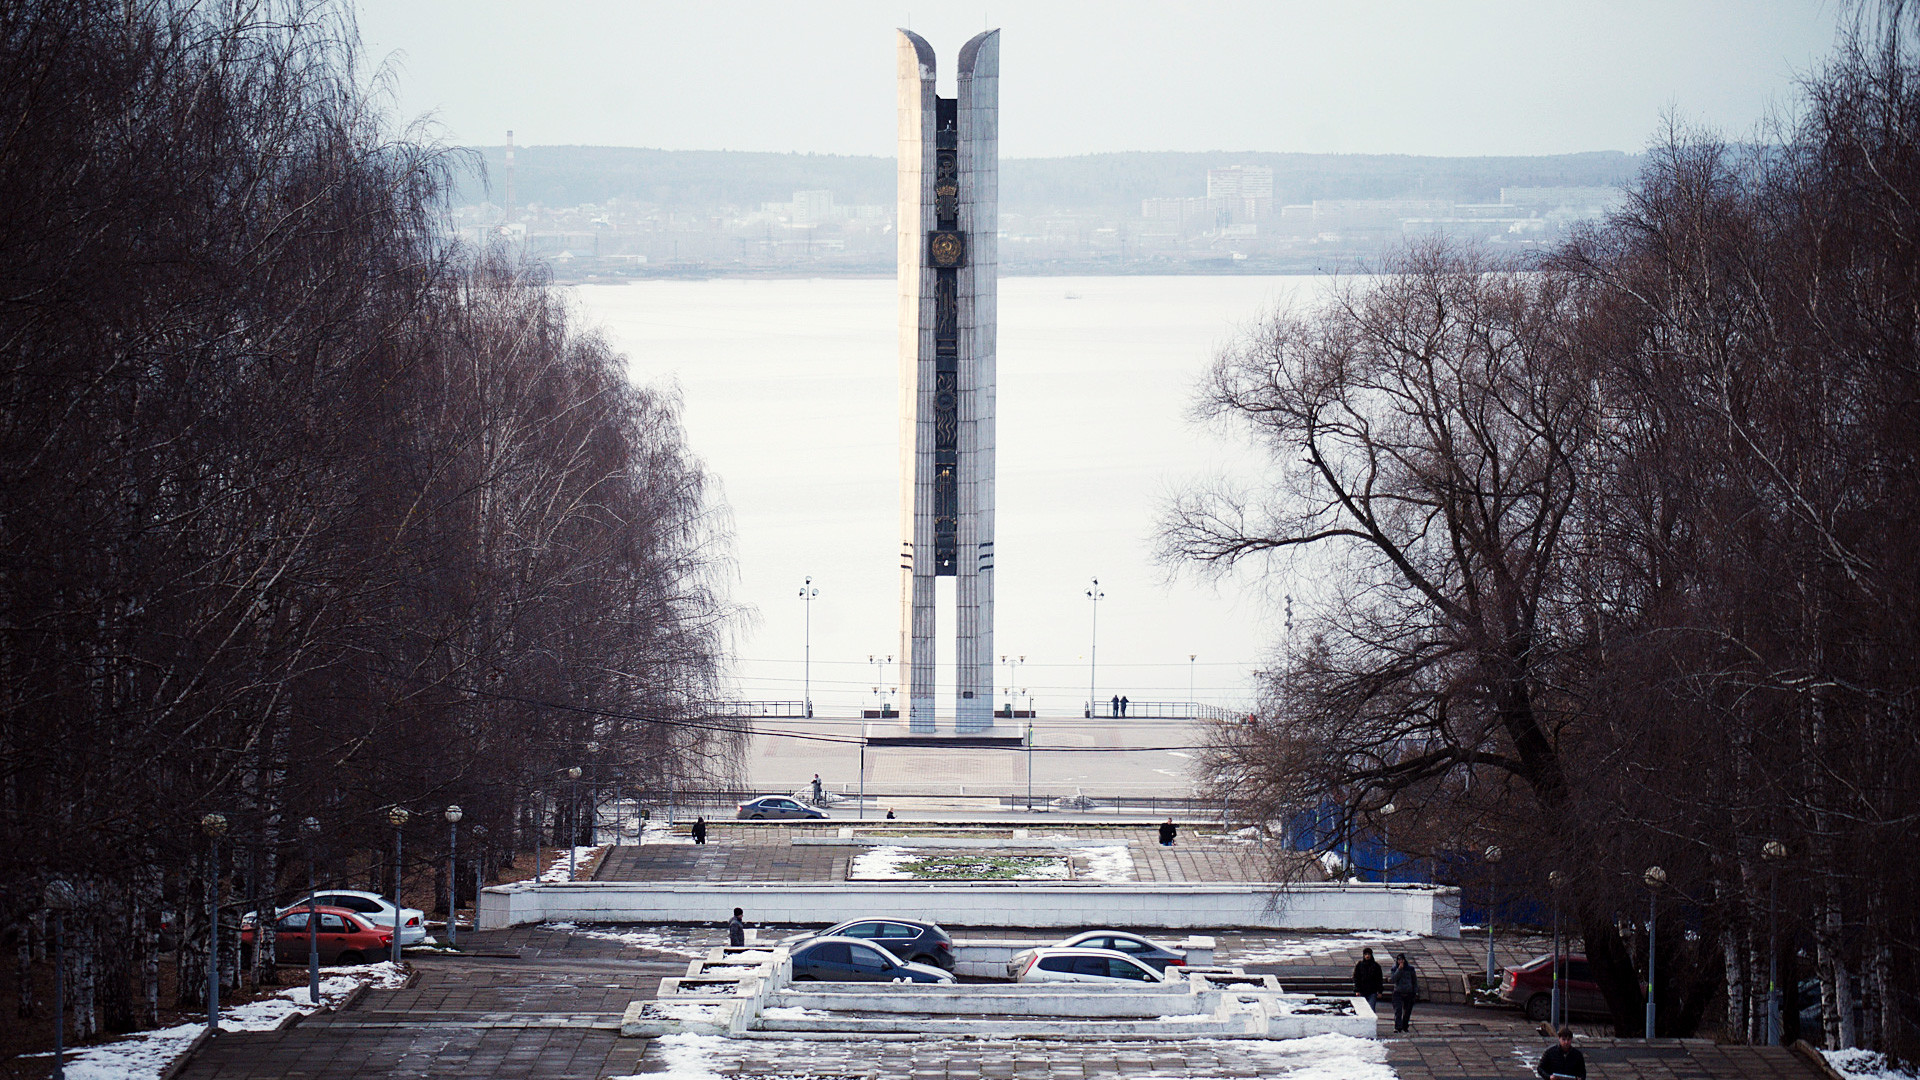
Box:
left=387, top=807, right=410, bottom=966
left=472, top=825, right=488, bottom=934
left=1645, top=865, right=1667, bottom=1040
left=1025, top=720, right=1035, bottom=811
left=1483, top=845, right=1504, bottom=988
left=1547, top=869, right=1564, bottom=1030
left=200, top=813, right=228, bottom=1029
left=301, top=817, right=321, bottom=1005
left=1001, top=654, right=1023, bottom=716
left=44, top=879, right=75, bottom=1080
left=1763, top=840, right=1787, bottom=1044
left=1378, top=803, right=1397, bottom=882
left=444, top=806, right=463, bottom=948
left=799, top=576, right=817, bottom=718
left=566, top=767, right=582, bottom=881
left=1188, top=654, right=1197, bottom=712
left=1086, top=579, right=1104, bottom=716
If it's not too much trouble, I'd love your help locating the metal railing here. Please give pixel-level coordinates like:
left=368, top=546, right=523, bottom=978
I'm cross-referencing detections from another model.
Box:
left=1082, top=700, right=1240, bottom=721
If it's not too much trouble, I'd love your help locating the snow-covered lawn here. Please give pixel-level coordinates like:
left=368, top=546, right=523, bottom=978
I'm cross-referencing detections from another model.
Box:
left=43, top=962, right=408, bottom=1080
left=849, top=845, right=1070, bottom=880
left=642, top=821, right=693, bottom=845
left=1825, top=1049, right=1920, bottom=1080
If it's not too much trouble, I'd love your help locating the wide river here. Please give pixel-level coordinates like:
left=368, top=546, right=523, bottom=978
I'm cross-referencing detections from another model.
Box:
left=573, top=274, right=1340, bottom=723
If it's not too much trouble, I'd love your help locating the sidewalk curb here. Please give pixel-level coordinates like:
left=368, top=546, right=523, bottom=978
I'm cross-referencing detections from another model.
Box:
left=1793, top=1040, right=1848, bottom=1080
left=157, top=1025, right=214, bottom=1080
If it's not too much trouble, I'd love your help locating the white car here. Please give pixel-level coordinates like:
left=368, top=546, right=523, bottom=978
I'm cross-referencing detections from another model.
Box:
left=1011, top=947, right=1173, bottom=985
left=275, top=890, right=428, bottom=945
left=1006, top=931, right=1187, bottom=978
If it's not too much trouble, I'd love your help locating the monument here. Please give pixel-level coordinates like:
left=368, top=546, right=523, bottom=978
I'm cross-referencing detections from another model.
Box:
left=897, top=29, right=999, bottom=734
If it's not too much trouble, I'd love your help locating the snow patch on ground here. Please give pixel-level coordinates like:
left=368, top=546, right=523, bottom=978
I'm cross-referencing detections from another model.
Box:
left=1232, top=933, right=1419, bottom=963
left=538, top=845, right=606, bottom=882
left=624, top=1032, right=730, bottom=1080
left=1825, top=1049, right=1920, bottom=1080
left=642, top=821, right=693, bottom=845
left=544, top=923, right=706, bottom=958
left=760, top=1006, right=832, bottom=1019
left=1080, top=844, right=1136, bottom=881
left=53, top=963, right=407, bottom=1080
left=849, top=845, right=916, bottom=878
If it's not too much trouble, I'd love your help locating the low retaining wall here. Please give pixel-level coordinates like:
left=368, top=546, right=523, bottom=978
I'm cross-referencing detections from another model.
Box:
left=478, top=881, right=1460, bottom=937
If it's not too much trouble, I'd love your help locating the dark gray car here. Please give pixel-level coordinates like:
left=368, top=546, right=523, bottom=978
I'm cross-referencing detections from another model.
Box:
left=784, top=917, right=955, bottom=970
left=789, top=936, right=953, bottom=983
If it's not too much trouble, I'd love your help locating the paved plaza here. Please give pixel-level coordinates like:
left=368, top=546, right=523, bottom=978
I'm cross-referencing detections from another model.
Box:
left=171, top=824, right=1828, bottom=1080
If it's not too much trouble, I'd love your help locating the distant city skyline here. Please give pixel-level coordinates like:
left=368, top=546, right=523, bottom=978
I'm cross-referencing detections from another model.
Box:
left=356, top=1, right=1839, bottom=159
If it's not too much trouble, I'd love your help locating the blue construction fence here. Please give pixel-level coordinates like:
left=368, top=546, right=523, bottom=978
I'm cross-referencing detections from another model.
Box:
left=1284, top=799, right=1551, bottom=928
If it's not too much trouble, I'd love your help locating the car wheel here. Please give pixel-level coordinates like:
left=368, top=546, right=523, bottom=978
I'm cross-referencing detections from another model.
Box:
left=336, top=951, right=363, bottom=966
left=1525, top=993, right=1551, bottom=1022
left=751, top=813, right=765, bottom=820
left=793, top=974, right=816, bottom=982
left=912, top=954, right=935, bottom=967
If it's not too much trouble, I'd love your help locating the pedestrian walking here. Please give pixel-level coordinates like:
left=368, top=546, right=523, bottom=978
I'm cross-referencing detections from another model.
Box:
left=1537, top=1028, right=1586, bottom=1079
left=811, top=773, right=824, bottom=804
left=691, top=817, right=707, bottom=845
left=1353, top=946, right=1384, bottom=1013
left=1390, top=953, right=1419, bottom=1032
left=1158, top=817, right=1178, bottom=846
left=727, top=907, right=745, bottom=947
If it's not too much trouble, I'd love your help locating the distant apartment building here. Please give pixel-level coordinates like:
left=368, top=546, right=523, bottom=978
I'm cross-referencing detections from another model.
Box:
left=1208, top=165, right=1275, bottom=224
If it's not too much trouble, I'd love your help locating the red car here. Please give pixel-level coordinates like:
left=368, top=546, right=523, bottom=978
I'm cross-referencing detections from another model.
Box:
left=1498, top=953, right=1609, bottom=1021
left=249, top=905, right=393, bottom=966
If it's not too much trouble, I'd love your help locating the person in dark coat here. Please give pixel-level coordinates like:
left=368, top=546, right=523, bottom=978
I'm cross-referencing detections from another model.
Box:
left=1158, top=818, right=1178, bottom=846
left=1390, top=953, right=1418, bottom=1032
left=727, top=907, right=745, bottom=947
left=1119, top=695, right=1129, bottom=716
left=1538, top=1028, right=1586, bottom=1078
left=691, top=817, right=707, bottom=845
left=1353, top=947, right=1384, bottom=1010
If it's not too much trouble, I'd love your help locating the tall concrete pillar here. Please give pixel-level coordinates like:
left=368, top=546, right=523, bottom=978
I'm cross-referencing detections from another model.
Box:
left=897, top=29, right=998, bottom=734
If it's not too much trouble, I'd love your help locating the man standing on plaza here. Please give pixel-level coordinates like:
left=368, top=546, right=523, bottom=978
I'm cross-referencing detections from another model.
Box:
left=1353, top=946, right=1384, bottom=1012
left=728, top=907, right=745, bottom=947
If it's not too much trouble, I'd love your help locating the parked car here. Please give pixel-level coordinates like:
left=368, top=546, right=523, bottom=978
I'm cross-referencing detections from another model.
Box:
left=1007, top=931, right=1186, bottom=977
left=736, top=795, right=827, bottom=820
left=788, top=936, right=953, bottom=983
left=1013, top=947, right=1172, bottom=985
left=265, top=906, right=393, bottom=965
left=1497, top=953, right=1608, bottom=1021
left=783, top=918, right=955, bottom=970
left=270, top=890, right=427, bottom=945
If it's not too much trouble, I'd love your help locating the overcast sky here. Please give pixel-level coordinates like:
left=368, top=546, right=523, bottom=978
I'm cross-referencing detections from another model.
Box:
left=355, top=1, right=1843, bottom=159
